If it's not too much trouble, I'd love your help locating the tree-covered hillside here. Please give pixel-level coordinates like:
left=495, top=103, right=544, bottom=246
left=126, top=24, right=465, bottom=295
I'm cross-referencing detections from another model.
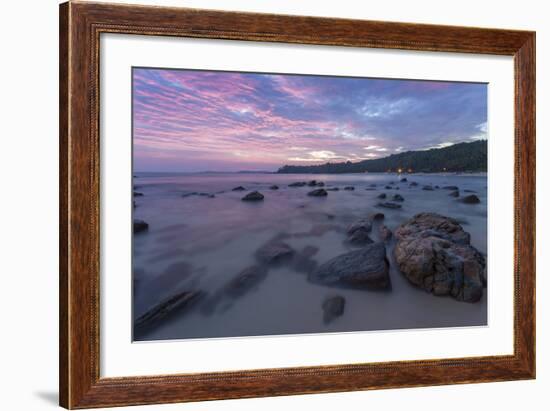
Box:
left=277, top=140, right=487, bottom=174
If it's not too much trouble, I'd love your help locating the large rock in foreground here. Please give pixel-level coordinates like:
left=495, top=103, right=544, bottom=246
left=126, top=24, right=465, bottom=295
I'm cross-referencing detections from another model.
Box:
left=394, top=213, right=485, bottom=302
left=309, top=242, right=390, bottom=290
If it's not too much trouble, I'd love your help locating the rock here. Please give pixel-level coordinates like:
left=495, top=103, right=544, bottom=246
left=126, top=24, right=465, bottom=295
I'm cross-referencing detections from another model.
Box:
left=393, top=213, right=485, bottom=302
left=307, top=180, right=318, bottom=187
left=224, top=265, right=269, bottom=298
left=242, top=191, right=264, bottom=201
left=326, top=187, right=339, bottom=191
left=134, top=290, right=203, bottom=331
left=232, top=186, right=246, bottom=191
left=289, top=181, right=306, bottom=187
left=134, top=219, right=149, bottom=233
left=409, top=182, right=418, bottom=187
left=309, top=243, right=390, bottom=290
left=385, top=185, right=393, bottom=189
left=347, top=219, right=372, bottom=235
left=364, top=188, right=377, bottom=191
left=197, top=192, right=215, bottom=198
left=347, top=228, right=374, bottom=246
left=377, top=202, right=402, bottom=209
left=464, top=189, right=477, bottom=193
left=377, top=193, right=387, bottom=199
left=308, top=188, right=328, bottom=197
left=379, top=225, right=392, bottom=241
left=461, top=194, right=481, bottom=204
left=322, top=296, right=345, bottom=324
left=344, top=186, right=355, bottom=191
left=255, top=241, right=295, bottom=264
left=369, top=212, right=385, bottom=221
left=422, top=185, right=434, bottom=191
left=392, top=194, right=404, bottom=202
left=270, top=185, right=279, bottom=190
left=400, top=178, right=408, bottom=182
left=292, top=245, right=319, bottom=274
left=449, top=190, right=460, bottom=198
left=443, top=185, right=459, bottom=190
left=133, top=191, right=144, bottom=197
left=434, top=185, right=440, bottom=189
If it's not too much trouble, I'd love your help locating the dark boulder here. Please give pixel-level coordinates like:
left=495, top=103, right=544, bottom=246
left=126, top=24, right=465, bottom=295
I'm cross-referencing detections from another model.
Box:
left=307, top=180, right=318, bottom=187
left=347, top=219, right=372, bottom=235
left=242, top=191, right=264, bottom=201
left=308, top=188, right=328, bottom=197
left=461, top=194, right=481, bottom=204
left=224, top=265, right=269, bottom=298
left=134, top=219, right=149, bottom=233
left=309, top=242, right=390, bottom=290
left=232, top=186, right=246, bottom=191
left=322, top=296, right=346, bottom=324
left=255, top=241, right=295, bottom=264
left=400, top=178, right=408, bottom=182
left=134, top=290, right=203, bottom=332
left=394, top=213, right=485, bottom=302
left=377, top=202, right=402, bottom=209
left=379, top=225, right=392, bottom=242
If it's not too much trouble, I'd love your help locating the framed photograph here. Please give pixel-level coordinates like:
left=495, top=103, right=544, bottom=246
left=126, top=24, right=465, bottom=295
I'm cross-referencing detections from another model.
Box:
left=59, top=1, right=535, bottom=408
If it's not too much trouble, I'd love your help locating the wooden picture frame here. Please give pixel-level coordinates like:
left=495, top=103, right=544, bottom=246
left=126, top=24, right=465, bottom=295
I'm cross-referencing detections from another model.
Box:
left=59, top=1, right=535, bottom=408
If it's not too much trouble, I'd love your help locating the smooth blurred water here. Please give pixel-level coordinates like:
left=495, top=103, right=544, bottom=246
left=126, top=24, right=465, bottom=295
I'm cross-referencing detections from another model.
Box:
left=132, top=172, right=487, bottom=341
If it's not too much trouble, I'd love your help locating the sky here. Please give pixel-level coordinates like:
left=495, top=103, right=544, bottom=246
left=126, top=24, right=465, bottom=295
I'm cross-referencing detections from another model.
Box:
left=133, top=68, right=487, bottom=172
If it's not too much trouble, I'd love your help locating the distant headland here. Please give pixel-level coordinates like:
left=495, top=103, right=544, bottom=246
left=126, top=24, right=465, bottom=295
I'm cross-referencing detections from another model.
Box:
left=277, top=140, right=487, bottom=174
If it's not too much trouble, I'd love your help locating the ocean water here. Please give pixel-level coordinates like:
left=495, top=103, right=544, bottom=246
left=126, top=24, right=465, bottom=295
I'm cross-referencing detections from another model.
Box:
left=132, top=172, right=487, bottom=341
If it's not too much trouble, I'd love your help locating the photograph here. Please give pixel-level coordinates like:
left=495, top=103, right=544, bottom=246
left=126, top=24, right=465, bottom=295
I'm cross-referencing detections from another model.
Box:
left=131, top=68, right=488, bottom=341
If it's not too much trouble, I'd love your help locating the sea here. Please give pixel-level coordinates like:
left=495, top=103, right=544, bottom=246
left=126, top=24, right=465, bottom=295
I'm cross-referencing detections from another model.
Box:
left=132, top=172, right=487, bottom=341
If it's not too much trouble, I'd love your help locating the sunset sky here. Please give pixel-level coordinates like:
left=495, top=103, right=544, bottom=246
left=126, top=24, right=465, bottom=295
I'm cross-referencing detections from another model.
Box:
left=133, top=68, right=487, bottom=172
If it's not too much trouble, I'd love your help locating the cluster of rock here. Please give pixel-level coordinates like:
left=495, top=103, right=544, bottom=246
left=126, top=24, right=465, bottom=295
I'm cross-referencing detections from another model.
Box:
left=393, top=213, right=486, bottom=302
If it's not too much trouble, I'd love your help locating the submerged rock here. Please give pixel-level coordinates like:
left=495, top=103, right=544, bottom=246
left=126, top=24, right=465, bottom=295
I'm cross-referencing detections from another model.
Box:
left=308, top=188, right=328, bottom=197
left=134, top=219, right=149, bottom=233
left=400, top=178, right=408, bottom=182
left=409, top=182, right=419, bottom=187
left=344, top=186, right=355, bottom=191
left=232, top=186, right=246, bottom=191
left=377, top=193, right=387, bottom=199
left=461, top=194, right=481, bottom=204
left=379, top=225, right=392, bottom=242
left=464, top=189, right=477, bottom=193
left=241, top=191, right=264, bottom=201
left=322, top=296, right=346, bottom=324
left=134, top=290, right=203, bottom=331
left=369, top=212, right=385, bottom=221
left=289, top=181, right=307, bottom=187
left=308, top=180, right=318, bottom=186
left=422, top=185, right=434, bottom=191
left=309, top=242, right=390, bottom=290
left=347, top=219, right=372, bottom=235
left=449, top=190, right=460, bottom=198
left=377, top=202, right=402, bottom=209
left=326, top=187, right=339, bottom=191
left=255, top=241, right=295, bottom=264
left=394, top=213, right=485, bottom=302
left=443, top=185, right=459, bottom=190
left=270, top=185, right=279, bottom=190
left=392, top=194, right=404, bottom=202
left=224, top=265, right=269, bottom=298
left=347, top=229, right=374, bottom=246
